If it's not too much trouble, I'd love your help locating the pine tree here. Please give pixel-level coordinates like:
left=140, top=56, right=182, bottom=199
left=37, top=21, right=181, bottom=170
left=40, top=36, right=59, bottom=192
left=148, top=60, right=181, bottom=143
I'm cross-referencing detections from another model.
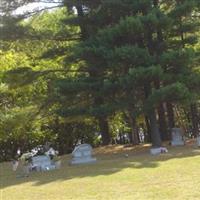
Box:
left=1, top=0, right=200, bottom=147
left=62, top=0, right=200, bottom=147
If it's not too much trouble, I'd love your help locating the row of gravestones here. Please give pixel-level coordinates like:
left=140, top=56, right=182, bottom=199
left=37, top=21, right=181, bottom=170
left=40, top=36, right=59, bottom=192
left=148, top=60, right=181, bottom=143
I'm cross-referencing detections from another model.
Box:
left=17, top=128, right=193, bottom=178
left=71, top=128, right=187, bottom=158
left=14, top=144, right=96, bottom=177
left=72, top=127, right=199, bottom=157
left=17, top=128, right=199, bottom=174
left=28, top=144, right=96, bottom=172
left=73, top=128, right=191, bottom=157
left=31, top=128, right=186, bottom=167
left=31, top=127, right=196, bottom=167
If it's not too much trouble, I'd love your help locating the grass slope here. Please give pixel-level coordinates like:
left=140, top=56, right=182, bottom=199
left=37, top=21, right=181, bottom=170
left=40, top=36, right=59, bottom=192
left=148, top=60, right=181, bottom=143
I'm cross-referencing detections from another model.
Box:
left=1, top=143, right=200, bottom=200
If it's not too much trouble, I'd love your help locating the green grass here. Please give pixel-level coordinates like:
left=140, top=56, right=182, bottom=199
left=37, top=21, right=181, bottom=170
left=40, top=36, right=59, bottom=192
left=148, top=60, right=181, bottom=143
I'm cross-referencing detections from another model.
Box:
left=1, top=143, right=200, bottom=200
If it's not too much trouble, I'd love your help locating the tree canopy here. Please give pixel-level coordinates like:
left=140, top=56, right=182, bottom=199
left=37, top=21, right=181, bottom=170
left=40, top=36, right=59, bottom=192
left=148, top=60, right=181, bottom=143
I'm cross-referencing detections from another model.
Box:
left=0, top=0, right=199, bottom=160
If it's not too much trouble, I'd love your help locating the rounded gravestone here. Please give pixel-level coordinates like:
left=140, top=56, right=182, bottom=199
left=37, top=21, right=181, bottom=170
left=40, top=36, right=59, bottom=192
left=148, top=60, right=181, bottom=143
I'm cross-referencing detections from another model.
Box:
left=70, top=144, right=97, bottom=165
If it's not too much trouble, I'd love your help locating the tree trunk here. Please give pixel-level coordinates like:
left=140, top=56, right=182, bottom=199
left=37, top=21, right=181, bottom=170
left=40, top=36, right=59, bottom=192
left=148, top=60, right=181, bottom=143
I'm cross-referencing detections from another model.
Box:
left=145, top=115, right=151, bottom=142
left=76, top=5, right=89, bottom=40
left=153, top=0, right=169, bottom=142
left=98, top=116, right=111, bottom=145
left=190, top=103, right=199, bottom=137
left=166, top=102, right=175, bottom=130
left=158, top=103, right=169, bottom=141
left=143, top=2, right=162, bottom=147
left=76, top=5, right=111, bottom=145
left=129, top=115, right=139, bottom=145
left=149, top=110, right=162, bottom=147
left=154, top=79, right=168, bottom=141
left=144, top=84, right=162, bottom=147
left=128, top=132, right=133, bottom=143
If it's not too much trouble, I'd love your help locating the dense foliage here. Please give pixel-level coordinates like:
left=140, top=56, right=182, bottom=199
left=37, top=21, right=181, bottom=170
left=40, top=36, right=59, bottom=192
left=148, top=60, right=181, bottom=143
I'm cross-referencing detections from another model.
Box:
left=0, top=0, right=199, bottom=161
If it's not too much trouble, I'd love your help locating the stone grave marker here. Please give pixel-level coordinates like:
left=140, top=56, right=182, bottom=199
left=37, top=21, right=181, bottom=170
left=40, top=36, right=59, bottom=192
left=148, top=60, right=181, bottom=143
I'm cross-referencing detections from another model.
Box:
left=150, top=147, right=168, bottom=155
left=32, top=155, right=56, bottom=171
left=196, top=136, right=200, bottom=147
left=171, top=128, right=185, bottom=146
left=70, top=144, right=97, bottom=165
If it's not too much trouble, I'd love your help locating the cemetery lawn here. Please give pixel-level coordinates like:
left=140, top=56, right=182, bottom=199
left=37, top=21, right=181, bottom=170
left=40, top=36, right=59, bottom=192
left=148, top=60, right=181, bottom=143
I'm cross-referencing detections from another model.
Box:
left=1, top=142, right=200, bottom=200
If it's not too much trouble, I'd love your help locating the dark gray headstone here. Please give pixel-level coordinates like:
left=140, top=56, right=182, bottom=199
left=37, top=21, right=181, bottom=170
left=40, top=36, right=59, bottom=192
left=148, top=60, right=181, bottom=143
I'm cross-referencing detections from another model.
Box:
left=70, top=144, right=96, bottom=165
left=171, top=128, right=185, bottom=146
left=196, top=136, right=200, bottom=147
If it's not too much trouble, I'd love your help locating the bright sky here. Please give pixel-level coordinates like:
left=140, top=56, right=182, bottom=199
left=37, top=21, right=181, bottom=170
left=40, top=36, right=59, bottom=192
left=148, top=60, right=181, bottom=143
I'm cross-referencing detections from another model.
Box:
left=14, top=2, right=62, bottom=15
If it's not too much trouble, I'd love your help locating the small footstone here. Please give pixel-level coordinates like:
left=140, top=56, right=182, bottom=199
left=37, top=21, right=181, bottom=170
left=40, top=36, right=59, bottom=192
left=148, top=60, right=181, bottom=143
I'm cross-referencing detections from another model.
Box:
left=150, top=147, right=168, bottom=155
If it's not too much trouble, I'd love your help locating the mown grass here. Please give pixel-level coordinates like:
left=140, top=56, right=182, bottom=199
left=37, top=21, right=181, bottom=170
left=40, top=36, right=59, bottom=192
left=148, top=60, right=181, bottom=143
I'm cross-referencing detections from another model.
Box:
left=1, top=142, right=200, bottom=200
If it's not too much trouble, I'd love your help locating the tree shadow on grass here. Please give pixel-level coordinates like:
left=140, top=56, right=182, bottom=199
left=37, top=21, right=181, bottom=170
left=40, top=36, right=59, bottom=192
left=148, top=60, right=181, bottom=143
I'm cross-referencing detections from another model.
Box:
left=1, top=145, right=200, bottom=189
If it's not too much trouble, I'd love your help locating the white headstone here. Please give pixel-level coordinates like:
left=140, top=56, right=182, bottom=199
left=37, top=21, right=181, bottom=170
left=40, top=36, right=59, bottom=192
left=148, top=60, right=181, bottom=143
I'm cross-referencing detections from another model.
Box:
left=70, top=144, right=96, bottom=165
left=32, top=155, right=56, bottom=171
left=171, top=128, right=185, bottom=146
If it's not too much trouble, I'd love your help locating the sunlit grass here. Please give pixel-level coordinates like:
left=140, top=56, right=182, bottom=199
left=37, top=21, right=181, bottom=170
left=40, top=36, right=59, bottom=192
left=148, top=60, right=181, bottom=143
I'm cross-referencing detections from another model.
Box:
left=1, top=142, right=200, bottom=200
